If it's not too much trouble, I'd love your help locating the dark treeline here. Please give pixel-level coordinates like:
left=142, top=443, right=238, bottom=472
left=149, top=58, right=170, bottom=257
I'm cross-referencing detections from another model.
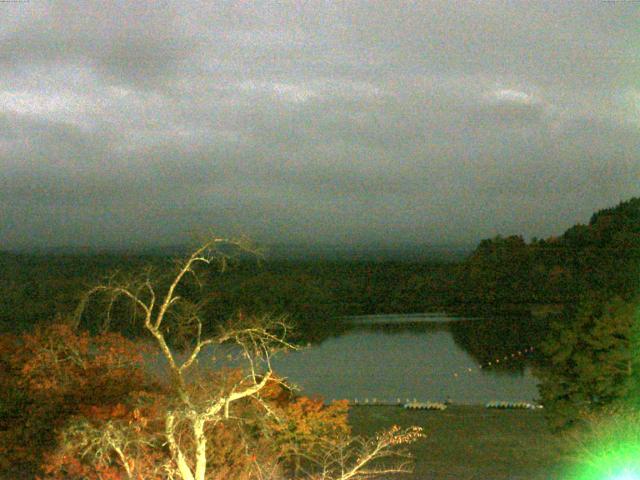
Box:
left=453, top=196, right=640, bottom=314
left=1, top=197, right=638, bottom=344
left=0, top=253, right=162, bottom=334
left=0, top=252, right=458, bottom=342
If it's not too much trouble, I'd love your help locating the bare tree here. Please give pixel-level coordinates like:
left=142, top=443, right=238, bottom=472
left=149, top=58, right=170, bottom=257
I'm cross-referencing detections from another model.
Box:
left=292, top=425, right=424, bottom=480
left=73, top=237, right=423, bottom=480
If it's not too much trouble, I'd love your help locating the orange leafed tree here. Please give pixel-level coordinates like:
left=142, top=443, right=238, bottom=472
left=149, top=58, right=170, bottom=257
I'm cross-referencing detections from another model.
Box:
left=1, top=237, right=423, bottom=480
left=0, top=323, right=156, bottom=477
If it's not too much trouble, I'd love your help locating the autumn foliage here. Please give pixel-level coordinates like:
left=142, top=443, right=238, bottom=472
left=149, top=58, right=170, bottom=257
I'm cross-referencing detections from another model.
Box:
left=0, top=324, right=152, bottom=475
left=1, top=239, right=422, bottom=480
left=0, top=324, right=355, bottom=479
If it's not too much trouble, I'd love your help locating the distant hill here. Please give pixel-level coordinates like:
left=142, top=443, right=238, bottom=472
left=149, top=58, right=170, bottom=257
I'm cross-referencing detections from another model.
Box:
left=7, top=242, right=473, bottom=263
left=5, top=244, right=191, bottom=257
left=265, top=243, right=472, bottom=262
left=454, top=197, right=640, bottom=312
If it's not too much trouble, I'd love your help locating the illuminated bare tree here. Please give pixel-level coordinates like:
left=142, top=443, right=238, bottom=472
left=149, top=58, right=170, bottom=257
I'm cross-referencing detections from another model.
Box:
left=73, top=237, right=422, bottom=480
left=298, top=425, right=424, bottom=480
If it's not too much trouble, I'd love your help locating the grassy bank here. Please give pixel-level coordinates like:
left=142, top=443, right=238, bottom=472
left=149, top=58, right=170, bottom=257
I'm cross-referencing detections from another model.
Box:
left=348, top=405, right=565, bottom=480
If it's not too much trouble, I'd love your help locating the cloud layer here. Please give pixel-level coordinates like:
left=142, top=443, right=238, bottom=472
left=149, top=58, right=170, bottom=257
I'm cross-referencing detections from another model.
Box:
left=1, top=1, right=639, bottom=249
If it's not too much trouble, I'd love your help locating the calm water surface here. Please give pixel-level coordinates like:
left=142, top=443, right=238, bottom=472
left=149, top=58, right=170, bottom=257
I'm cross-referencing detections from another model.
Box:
left=270, top=313, right=542, bottom=404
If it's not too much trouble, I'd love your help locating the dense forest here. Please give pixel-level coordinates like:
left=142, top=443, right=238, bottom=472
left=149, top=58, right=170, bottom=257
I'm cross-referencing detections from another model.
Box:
left=1, top=197, right=638, bottom=340
left=0, top=253, right=458, bottom=341
left=453, top=197, right=640, bottom=429
left=0, top=197, right=637, bottom=374
left=454, top=196, right=640, bottom=313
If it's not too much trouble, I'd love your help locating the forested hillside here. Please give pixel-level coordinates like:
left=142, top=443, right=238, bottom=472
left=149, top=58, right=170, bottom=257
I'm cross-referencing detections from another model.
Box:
left=2, top=197, right=638, bottom=343
left=0, top=253, right=457, bottom=341
left=454, top=197, right=640, bottom=313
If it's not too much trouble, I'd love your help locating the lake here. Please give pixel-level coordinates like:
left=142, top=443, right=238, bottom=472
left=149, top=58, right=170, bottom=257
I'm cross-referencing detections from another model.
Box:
left=152, top=313, right=548, bottom=405
left=269, top=313, right=545, bottom=405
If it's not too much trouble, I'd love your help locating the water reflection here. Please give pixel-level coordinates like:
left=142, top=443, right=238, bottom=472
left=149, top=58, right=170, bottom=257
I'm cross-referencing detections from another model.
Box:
left=270, top=313, right=548, bottom=404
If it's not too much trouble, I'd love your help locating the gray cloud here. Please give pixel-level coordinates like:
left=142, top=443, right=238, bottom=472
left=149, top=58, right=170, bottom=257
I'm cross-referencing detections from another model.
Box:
left=0, top=1, right=639, bottom=249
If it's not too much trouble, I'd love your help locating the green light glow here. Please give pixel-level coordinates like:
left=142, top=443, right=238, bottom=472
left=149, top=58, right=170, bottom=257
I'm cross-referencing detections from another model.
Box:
left=612, top=471, right=640, bottom=480
left=568, top=440, right=640, bottom=480
left=567, top=295, right=640, bottom=480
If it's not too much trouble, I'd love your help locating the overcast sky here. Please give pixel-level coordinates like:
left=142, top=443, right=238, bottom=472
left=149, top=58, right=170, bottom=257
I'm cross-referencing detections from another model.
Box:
left=1, top=1, right=639, bottom=250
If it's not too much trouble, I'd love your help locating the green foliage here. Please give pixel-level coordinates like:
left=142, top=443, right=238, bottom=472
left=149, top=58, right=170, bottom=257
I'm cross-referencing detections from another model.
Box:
left=454, top=235, right=535, bottom=308
left=536, top=296, right=640, bottom=431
